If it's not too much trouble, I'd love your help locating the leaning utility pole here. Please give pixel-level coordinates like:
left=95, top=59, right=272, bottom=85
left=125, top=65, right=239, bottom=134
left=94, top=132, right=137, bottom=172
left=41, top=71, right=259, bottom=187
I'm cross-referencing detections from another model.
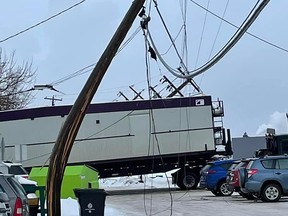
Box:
left=46, top=0, right=145, bottom=215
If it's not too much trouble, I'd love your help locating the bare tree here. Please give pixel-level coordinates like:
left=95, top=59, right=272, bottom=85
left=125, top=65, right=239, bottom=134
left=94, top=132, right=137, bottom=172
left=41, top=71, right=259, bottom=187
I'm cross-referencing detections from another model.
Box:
left=0, top=49, right=36, bottom=110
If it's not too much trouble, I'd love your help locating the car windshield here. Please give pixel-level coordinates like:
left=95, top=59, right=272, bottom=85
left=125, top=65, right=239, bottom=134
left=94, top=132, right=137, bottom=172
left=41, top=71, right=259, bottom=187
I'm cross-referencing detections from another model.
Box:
left=7, top=177, right=27, bottom=197
left=201, top=164, right=212, bottom=174
left=235, top=161, right=248, bottom=169
left=8, top=166, right=28, bottom=175
left=246, top=160, right=255, bottom=170
left=228, top=162, right=239, bottom=171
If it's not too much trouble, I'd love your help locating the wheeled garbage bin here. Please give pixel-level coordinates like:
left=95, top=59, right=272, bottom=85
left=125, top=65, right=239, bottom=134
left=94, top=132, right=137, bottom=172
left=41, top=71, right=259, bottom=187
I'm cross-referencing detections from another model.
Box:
left=74, top=188, right=108, bottom=216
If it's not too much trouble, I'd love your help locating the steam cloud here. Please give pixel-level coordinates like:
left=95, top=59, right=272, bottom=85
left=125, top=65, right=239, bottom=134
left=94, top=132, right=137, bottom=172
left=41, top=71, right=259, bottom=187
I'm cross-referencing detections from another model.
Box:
left=256, top=111, right=288, bottom=135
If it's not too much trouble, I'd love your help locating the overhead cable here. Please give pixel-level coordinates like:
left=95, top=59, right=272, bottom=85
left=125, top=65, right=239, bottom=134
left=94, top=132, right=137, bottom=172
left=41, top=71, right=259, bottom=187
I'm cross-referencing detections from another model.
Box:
left=147, top=0, right=270, bottom=79
left=208, top=0, right=230, bottom=59
left=49, top=26, right=142, bottom=86
left=195, top=0, right=210, bottom=68
left=152, top=0, right=187, bottom=71
left=0, top=0, right=87, bottom=43
left=190, top=0, right=288, bottom=53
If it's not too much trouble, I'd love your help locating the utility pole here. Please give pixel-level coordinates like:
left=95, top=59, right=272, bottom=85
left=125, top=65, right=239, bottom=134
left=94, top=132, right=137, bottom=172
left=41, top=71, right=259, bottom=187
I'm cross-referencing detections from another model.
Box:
left=46, top=0, right=145, bottom=215
left=44, top=95, right=62, bottom=106
left=129, top=86, right=144, bottom=100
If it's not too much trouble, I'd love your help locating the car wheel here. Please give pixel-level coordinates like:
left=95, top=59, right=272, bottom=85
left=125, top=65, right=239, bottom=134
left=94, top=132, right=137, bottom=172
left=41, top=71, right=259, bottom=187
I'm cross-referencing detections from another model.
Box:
left=261, top=184, right=281, bottom=202
left=218, top=181, right=233, bottom=196
left=177, top=172, right=199, bottom=190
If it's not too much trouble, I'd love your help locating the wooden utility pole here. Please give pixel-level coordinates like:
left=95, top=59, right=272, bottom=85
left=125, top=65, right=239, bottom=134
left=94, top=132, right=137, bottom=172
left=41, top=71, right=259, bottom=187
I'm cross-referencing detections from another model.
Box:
left=44, top=95, right=62, bottom=106
left=46, top=0, right=145, bottom=215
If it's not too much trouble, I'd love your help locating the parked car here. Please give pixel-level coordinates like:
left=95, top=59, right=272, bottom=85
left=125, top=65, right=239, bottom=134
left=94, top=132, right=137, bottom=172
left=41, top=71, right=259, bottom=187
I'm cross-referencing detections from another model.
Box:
left=199, top=159, right=235, bottom=196
left=241, top=154, right=288, bottom=202
left=226, top=158, right=256, bottom=199
left=0, top=192, right=10, bottom=216
left=225, top=159, right=241, bottom=191
left=0, top=161, right=39, bottom=214
left=17, top=177, right=39, bottom=216
left=0, top=174, right=29, bottom=216
left=0, top=161, right=29, bottom=179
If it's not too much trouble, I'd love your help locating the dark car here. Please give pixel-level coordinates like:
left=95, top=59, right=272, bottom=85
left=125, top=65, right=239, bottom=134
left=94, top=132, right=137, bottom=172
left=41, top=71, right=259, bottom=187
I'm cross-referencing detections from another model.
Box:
left=241, top=154, right=288, bottom=202
left=199, top=159, right=235, bottom=196
left=226, top=158, right=256, bottom=197
left=225, top=159, right=241, bottom=191
left=0, top=174, right=29, bottom=216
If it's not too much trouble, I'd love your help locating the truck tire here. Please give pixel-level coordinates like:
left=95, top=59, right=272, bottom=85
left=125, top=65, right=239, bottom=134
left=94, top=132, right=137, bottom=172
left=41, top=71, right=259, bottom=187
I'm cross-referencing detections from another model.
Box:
left=177, top=172, right=199, bottom=190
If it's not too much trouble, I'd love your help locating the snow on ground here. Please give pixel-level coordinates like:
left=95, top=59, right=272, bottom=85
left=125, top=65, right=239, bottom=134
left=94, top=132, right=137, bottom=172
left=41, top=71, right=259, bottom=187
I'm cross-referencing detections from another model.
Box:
left=61, top=170, right=179, bottom=215
left=100, top=169, right=179, bottom=189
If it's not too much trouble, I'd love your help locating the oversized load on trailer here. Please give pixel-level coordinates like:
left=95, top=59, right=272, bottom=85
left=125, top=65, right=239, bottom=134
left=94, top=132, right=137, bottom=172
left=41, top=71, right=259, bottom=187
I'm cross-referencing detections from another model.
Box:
left=0, top=95, right=232, bottom=189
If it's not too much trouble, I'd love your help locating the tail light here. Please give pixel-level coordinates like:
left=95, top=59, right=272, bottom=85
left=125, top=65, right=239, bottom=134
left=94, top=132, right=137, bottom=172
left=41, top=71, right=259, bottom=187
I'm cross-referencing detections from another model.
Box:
left=207, top=170, right=216, bottom=174
left=14, top=197, right=23, bottom=216
left=248, top=169, right=258, bottom=178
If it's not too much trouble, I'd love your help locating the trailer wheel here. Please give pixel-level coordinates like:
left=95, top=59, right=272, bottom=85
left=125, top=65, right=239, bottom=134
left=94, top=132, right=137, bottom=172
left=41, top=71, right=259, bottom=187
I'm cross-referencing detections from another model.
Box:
left=177, top=172, right=199, bottom=190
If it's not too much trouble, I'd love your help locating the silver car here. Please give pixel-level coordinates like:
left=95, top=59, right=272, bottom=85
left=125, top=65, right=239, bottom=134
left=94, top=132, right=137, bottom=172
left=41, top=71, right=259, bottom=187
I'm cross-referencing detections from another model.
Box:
left=243, top=155, right=288, bottom=202
left=0, top=174, right=29, bottom=215
left=0, top=192, right=10, bottom=216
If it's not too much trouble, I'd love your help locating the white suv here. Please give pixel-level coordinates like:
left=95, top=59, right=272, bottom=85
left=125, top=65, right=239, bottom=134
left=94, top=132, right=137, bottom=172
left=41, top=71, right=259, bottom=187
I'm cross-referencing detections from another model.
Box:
left=0, top=161, right=29, bottom=178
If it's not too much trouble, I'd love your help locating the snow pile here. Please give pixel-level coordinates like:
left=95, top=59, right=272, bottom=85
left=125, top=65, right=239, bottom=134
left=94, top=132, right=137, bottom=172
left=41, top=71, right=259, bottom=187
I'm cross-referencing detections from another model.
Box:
left=99, top=170, right=179, bottom=190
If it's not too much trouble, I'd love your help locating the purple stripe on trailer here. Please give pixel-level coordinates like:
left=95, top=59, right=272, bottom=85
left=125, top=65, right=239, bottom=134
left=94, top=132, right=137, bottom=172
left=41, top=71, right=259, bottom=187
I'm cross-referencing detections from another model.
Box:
left=0, top=96, right=211, bottom=121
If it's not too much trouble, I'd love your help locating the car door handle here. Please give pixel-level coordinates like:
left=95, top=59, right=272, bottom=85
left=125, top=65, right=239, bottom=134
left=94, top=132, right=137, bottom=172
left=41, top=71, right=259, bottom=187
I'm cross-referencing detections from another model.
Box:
left=275, top=172, right=281, bottom=175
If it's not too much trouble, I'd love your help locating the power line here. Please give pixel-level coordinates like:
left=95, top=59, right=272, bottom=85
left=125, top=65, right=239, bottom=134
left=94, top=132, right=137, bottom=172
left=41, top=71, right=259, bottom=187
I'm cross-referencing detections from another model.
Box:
left=190, top=0, right=288, bottom=53
left=209, top=0, right=230, bottom=59
left=195, top=0, right=210, bottom=68
left=0, top=0, right=87, bottom=44
left=152, top=0, right=187, bottom=71
left=147, top=0, right=270, bottom=79
left=49, top=26, right=142, bottom=86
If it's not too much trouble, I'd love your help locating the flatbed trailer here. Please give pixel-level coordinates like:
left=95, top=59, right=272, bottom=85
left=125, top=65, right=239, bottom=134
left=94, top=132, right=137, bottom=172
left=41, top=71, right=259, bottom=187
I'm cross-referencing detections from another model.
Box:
left=0, top=95, right=232, bottom=189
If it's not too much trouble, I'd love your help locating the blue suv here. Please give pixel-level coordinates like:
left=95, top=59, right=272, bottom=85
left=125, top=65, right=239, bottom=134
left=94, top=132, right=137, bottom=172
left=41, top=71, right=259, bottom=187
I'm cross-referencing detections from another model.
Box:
left=199, top=159, right=235, bottom=196
left=242, top=155, right=288, bottom=202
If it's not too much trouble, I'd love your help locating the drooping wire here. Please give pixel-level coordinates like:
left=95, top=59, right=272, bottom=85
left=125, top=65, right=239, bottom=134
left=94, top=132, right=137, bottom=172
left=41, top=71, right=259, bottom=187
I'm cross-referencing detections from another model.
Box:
left=147, top=0, right=270, bottom=79
left=0, top=0, right=87, bottom=43
left=198, top=0, right=230, bottom=88
left=190, top=0, right=288, bottom=53
left=195, top=0, right=210, bottom=68
left=208, top=0, right=230, bottom=59
left=160, top=25, right=184, bottom=56
left=180, top=0, right=189, bottom=69
left=152, top=0, right=188, bottom=71
left=140, top=10, right=174, bottom=215
left=50, top=63, right=95, bottom=86
left=116, top=26, right=142, bottom=54
left=48, top=26, right=142, bottom=87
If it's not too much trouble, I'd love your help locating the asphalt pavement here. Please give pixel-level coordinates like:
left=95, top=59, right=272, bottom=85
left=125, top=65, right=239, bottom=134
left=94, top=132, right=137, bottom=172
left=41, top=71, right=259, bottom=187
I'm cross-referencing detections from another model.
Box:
left=105, top=188, right=287, bottom=216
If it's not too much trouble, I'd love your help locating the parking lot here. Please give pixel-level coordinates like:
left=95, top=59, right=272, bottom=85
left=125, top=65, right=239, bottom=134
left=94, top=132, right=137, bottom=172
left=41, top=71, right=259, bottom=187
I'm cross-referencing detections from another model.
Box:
left=105, top=189, right=288, bottom=216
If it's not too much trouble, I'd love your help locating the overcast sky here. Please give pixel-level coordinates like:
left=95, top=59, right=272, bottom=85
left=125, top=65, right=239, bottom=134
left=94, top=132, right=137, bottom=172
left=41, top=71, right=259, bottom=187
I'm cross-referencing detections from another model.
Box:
left=1, top=0, right=287, bottom=137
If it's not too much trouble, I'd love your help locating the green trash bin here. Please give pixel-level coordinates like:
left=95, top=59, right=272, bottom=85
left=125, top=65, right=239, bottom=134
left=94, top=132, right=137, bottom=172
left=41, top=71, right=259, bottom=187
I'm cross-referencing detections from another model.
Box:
left=74, top=188, right=108, bottom=216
